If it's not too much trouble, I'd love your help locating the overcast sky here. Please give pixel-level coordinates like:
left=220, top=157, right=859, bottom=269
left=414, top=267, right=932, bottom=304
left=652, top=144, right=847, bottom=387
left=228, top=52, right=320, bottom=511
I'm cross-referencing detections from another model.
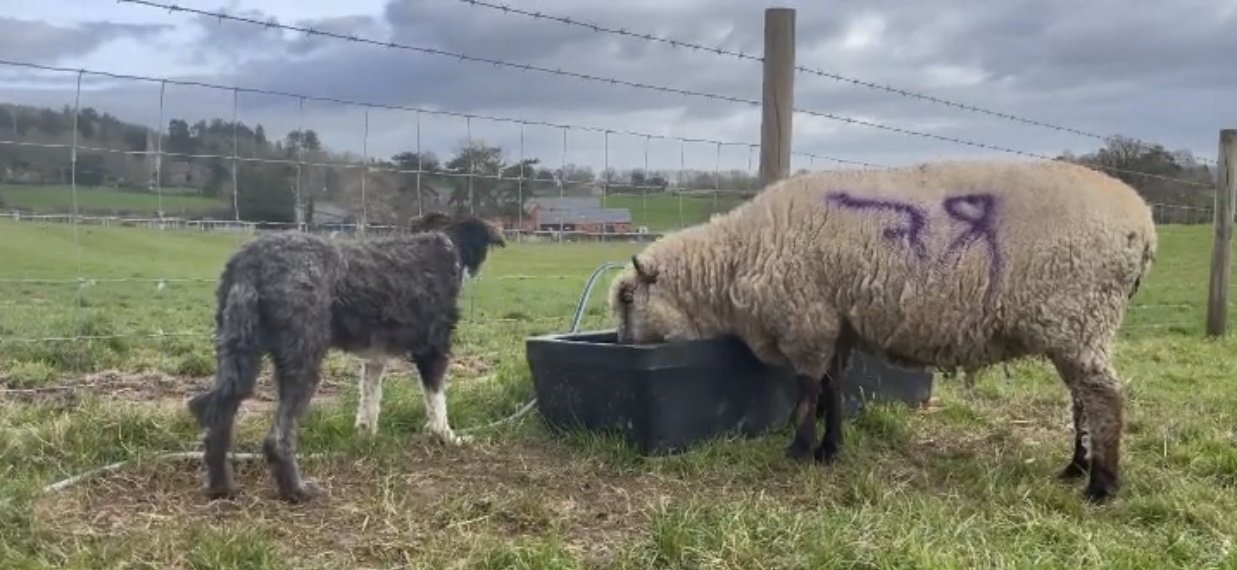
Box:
left=1, top=0, right=1233, bottom=176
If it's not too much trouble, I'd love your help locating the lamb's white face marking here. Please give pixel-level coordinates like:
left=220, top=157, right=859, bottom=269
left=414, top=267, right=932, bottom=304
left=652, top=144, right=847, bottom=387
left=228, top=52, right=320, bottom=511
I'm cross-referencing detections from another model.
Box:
left=354, top=356, right=388, bottom=436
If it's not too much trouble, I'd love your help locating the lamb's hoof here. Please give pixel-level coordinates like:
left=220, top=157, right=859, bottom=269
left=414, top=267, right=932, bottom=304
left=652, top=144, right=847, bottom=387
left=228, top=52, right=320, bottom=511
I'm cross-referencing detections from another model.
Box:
left=813, top=442, right=840, bottom=465
left=427, top=425, right=470, bottom=446
left=202, top=483, right=239, bottom=501
left=1056, top=461, right=1088, bottom=481
left=354, top=418, right=379, bottom=437
left=278, top=480, right=324, bottom=504
left=1082, top=483, right=1118, bottom=504
left=1082, top=472, right=1119, bottom=504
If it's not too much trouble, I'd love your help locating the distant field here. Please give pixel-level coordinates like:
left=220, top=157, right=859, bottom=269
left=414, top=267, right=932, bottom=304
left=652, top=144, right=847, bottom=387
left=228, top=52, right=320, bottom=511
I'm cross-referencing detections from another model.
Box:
left=604, top=192, right=749, bottom=230
left=0, top=184, right=223, bottom=216
left=0, top=184, right=742, bottom=230
left=1, top=221, right=1234, bottom=568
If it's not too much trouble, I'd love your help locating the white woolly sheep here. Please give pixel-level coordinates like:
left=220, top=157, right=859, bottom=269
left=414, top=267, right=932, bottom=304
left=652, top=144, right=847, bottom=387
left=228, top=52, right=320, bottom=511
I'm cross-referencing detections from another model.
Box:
left=608, top=159, right=1156, bottom=503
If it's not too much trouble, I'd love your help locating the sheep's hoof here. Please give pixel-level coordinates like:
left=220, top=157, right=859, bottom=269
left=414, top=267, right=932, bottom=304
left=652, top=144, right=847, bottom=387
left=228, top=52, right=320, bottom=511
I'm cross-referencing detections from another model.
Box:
left=278, top=480, right=324, bottom=504
left=784, top=440, right=814, bottom=461
left=813, top=443, right=840, bottom=465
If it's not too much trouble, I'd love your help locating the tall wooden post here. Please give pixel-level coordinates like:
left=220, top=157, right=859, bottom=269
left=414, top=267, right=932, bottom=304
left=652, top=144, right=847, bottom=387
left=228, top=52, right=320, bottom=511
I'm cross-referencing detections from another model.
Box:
left=758, top=7, right=795, bottom=189
left=1206, top=129, right=1237, bottom=336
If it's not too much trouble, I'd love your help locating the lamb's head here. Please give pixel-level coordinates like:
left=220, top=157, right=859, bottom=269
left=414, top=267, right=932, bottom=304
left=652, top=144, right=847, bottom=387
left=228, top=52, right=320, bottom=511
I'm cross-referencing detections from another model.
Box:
left=609, top=252, right=692, bottom=344
left=430, top=215, right=506, bottom=278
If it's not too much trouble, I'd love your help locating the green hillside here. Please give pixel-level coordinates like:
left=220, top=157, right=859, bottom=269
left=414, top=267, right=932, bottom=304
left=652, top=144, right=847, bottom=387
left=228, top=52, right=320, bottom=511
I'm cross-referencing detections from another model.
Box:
left=1, top=184, right=223, bottom=216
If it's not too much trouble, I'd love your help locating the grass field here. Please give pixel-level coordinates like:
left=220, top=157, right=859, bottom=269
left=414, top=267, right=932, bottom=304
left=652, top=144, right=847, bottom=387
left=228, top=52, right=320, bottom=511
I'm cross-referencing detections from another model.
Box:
left=0, top=184, right=741, bottom=230
left=0, top=184, right=223, bottom=217
left=2, top=219, right=1236, bottom=569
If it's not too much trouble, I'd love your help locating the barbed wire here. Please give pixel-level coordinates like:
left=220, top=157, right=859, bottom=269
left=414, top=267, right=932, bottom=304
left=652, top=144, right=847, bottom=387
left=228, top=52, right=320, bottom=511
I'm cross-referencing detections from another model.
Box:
left=99, top=4, right=1217, bottom=189
left=0, top=58, right=875, bottom=171
left=450, top=0, right=1217, bottom=167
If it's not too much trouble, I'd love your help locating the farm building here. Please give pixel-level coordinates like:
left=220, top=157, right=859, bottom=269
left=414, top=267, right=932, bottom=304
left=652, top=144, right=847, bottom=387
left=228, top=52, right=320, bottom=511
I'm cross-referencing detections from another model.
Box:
left=518, top=196, right=632, bottom=234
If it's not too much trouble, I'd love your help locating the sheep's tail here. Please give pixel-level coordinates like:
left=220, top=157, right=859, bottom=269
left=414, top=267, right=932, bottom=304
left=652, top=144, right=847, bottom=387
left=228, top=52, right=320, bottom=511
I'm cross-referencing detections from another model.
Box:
left=187, top=262, right=262, bottom=429
left=1128, top=226, right=1157, bottom=300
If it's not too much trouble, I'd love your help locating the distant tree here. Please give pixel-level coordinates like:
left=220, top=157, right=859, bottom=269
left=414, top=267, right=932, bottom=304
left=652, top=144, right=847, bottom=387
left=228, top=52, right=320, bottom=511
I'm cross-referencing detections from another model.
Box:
left=1060, top=134, right=1215, bottom=213
left=236, top=162, right=295, bottom=223
left=167, top=119, right=194, bottom=154
left=444, top=141, right=504, bottom=215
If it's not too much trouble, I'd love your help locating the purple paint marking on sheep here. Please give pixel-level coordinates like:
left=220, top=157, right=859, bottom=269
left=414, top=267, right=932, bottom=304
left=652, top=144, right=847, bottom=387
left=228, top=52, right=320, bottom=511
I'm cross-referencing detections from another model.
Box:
left=825, top=191, right=929, bottom=260
left=940, top=193, right=1003, bottom=299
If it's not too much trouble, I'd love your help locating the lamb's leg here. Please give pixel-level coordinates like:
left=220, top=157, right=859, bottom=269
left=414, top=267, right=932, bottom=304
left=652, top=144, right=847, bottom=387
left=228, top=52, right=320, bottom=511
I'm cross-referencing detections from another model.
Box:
left=187, top=343, right=260, bottom=500
left=264, top=351, right=325, bottom=503
left=353, top=356, right=388, bottom=436
left=1057, top=392, right=1090, bottom=480
left=1052, top=353, right=1123, bottom=503
left=413, top=348, right=468, bottom=445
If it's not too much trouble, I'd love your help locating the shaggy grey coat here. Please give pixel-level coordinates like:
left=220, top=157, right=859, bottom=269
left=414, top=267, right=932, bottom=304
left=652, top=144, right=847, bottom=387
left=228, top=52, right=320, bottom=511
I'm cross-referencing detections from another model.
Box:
left=187, top=215, right=505, bottom=503
left=610, top=160, right=1156, bottom=503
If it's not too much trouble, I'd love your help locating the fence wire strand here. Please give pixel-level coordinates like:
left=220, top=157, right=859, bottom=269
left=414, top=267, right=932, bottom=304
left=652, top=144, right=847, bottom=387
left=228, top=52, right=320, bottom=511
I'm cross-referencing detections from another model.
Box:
left=0, top=58, right=858, bottom=169
left=450, top=0, right=1215, bottom=167
left=109, top=1, right=1214, bottom=187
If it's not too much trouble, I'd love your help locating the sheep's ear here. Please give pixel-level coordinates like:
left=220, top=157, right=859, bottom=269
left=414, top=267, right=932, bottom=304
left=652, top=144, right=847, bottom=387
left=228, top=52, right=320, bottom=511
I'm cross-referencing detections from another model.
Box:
left=632, top=254, right=658, bottom=284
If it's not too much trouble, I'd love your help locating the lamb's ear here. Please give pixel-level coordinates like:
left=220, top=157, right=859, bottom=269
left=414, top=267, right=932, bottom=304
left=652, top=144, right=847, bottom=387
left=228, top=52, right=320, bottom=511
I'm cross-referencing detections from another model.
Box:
left=631, top=254, right=658, bottom=284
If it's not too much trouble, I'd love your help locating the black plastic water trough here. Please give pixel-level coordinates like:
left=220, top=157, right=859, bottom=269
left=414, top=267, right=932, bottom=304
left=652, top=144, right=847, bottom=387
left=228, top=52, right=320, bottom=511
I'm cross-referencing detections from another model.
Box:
left=525, top=262, right=935, bottom=455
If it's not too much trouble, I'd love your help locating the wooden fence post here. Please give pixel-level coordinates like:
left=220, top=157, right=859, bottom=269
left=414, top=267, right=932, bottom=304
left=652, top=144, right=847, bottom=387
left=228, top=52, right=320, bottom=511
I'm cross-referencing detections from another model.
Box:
left=1206, top=129, right=1237, bottom=336
left=758, top=7, right=795, bottom=189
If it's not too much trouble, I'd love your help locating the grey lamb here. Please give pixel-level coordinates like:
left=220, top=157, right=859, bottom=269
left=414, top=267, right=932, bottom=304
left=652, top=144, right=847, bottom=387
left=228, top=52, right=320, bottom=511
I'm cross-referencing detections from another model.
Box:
left=187, top=214, right=506, bottom=503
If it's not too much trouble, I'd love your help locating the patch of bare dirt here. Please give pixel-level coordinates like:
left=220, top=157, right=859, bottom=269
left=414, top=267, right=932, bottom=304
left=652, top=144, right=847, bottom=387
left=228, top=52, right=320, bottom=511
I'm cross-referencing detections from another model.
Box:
left=31, top=438, right=682, bottom=567
left=1, top=368, right=351, bottom=414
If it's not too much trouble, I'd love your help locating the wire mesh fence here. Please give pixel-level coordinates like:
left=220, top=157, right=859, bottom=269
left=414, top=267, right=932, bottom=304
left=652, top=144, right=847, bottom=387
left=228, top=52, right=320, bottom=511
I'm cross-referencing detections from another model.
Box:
left=0, top=3, right=1228, bottom=381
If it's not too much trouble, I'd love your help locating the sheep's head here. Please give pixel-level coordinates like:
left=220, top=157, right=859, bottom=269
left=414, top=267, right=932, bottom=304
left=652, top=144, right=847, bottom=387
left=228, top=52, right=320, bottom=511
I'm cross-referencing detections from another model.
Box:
left=609, top=253, right=690, bottom=344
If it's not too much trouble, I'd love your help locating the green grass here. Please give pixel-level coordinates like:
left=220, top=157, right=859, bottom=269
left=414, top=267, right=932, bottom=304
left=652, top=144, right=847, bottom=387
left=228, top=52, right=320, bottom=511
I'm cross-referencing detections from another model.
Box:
left=1, top=184, right=223, bottom=216
left=2, top=220, right=1236, bottom=569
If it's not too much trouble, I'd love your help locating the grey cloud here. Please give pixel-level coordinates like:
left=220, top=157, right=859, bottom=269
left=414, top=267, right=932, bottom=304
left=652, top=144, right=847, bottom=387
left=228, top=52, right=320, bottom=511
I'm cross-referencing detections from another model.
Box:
left=5, top=0, right=1232, bottom=172
left=0, top=18, right=169, bottom=63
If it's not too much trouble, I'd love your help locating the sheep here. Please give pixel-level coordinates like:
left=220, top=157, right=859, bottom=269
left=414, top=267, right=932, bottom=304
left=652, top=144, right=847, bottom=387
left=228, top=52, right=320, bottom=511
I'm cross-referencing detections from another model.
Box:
left=186, top=214, right=506, bottom=503
left=608, top=159, right=1156, bottom=503
left=350, top=212, right=502, bottom=437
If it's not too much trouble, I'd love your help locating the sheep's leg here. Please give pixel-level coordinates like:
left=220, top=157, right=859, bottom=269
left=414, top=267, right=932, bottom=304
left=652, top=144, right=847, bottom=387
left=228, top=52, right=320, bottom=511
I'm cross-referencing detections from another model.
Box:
left=785, top=373, right=822, bottom=461
left=414, top=348, right=468, bottom=445
left=814, top=342, right=851, bottom=464
left=264, top=351, right=325, bottom=503
left=1052, top=353, right=1123, bottom=503
left=353, top=356, right=388, bottom=436
left=962, top=369, right=975, bottom=391
left=1057, top=394, right=1090, bottom=480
